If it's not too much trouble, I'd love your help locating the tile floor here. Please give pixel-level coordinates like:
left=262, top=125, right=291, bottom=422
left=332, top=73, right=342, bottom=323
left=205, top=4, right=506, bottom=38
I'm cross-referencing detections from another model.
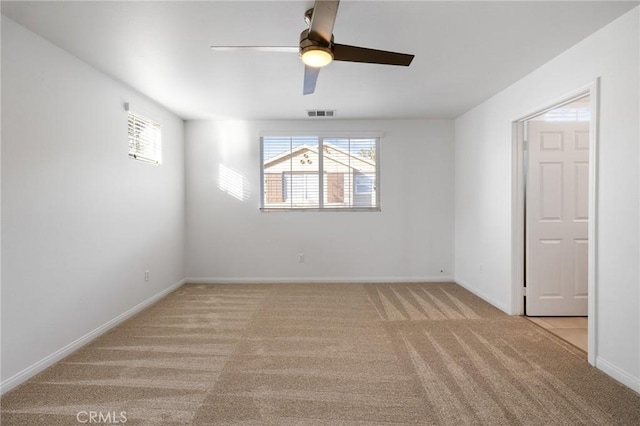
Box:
left=526, top=316, right=588, bottom=352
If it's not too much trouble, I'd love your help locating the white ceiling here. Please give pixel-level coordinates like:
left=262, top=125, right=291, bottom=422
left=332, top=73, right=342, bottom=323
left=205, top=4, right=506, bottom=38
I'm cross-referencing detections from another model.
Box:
left=2, top=1, right=638, bottom=120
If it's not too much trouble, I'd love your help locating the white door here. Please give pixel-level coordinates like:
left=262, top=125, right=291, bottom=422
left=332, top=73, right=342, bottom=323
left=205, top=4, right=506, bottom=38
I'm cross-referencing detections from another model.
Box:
left=526, top=121, right=589, bottom=316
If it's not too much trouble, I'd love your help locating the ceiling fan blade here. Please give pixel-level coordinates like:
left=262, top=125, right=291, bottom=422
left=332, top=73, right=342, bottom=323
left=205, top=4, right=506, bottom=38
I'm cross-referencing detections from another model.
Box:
left=333, top=44, right=414, bottom=66
left=309, top=0, right=340, bottom=44
left=303, top=65, right=320, bottom=95
left=210, top=46, right=298, bottom=53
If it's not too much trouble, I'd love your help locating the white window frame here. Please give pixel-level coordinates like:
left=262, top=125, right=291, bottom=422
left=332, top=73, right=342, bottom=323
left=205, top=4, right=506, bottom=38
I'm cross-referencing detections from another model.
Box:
left=126, top=103, right=162, bottom=165
left=260, top=132, right=382, bottom=212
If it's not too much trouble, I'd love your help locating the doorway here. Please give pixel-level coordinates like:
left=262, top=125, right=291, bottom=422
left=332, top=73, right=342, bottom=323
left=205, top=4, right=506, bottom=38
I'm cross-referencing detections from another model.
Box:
left=511, top=80, right=599, bottom=364
left=526, top=98, right=590, bottom=317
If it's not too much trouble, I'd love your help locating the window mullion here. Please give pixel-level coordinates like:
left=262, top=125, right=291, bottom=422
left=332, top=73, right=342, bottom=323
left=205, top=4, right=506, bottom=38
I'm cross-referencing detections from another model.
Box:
left=318, top=137, right=324, bottom=208
left=348, top=138, right=352, bottom=208
left=289, top=137, right=293, bottom=209
left=260, top=137, right=265, bottom=208
left=375, top=137, right=380, bottom=209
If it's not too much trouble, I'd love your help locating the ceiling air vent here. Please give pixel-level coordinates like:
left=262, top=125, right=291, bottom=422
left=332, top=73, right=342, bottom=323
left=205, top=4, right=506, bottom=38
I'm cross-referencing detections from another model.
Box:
left=307, top=110, right=336, bottom=118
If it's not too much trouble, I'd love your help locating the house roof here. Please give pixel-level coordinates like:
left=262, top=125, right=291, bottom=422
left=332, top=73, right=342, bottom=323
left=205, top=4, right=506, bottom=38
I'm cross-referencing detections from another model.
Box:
left=264, top=142, right=375, bottom=172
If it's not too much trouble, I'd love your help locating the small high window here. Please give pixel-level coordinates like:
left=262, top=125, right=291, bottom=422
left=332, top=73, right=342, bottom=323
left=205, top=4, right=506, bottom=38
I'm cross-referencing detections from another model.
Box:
left=261, top=135, right=380, bottom=211
left=127, top=105, right=162, bottom=164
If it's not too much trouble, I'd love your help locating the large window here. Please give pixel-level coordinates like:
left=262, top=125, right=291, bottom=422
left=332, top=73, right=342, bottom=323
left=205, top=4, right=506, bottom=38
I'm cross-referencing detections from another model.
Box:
left=127, top=108, right=162, bottom=165
left=261, top=135, right=380, bottom=211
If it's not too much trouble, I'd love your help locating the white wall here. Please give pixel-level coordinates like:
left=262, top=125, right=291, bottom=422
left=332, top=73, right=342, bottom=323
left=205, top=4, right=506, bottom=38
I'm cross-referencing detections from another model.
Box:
left=1, top=17, right=185, bottom=390
left=455, top=7, right=639, bottom=390
left=186, top=119, right=454, bottom=283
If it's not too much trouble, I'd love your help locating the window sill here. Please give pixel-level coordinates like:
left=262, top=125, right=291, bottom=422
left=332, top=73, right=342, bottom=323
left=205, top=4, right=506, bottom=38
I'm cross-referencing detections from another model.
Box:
left=260, top=207, right=381, bottom=213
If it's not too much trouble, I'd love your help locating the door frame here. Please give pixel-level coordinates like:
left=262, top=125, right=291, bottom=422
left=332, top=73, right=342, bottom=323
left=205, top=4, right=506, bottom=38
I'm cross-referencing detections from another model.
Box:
left=510, top=78, right=600, bottom=365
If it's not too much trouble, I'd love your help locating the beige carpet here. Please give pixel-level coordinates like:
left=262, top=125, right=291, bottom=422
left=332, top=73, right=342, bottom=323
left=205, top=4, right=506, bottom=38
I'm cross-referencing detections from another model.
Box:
left=2, top=282, right=639, bottom=425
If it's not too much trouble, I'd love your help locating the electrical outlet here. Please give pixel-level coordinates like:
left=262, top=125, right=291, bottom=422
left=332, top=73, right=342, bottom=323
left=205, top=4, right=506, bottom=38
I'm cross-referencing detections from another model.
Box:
left=145, top=270, right=150, bottom=282
left=298, top=253, right=305, bottom=263
left=479, top=264, right=483, bottom=272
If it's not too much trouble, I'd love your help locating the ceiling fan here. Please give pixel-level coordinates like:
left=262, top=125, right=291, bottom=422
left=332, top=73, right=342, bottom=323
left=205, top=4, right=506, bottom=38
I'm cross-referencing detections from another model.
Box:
left=210, top=0, right=415, bottom=95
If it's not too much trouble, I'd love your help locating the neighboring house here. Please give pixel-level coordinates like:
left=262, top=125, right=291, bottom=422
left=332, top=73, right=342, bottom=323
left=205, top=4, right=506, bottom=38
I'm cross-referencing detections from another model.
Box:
left=263, top=143, right=376, bottom=208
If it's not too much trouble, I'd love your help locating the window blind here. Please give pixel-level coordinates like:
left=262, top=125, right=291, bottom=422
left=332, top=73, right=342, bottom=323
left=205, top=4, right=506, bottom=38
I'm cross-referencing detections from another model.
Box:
left=128, top=110, right=162, bottom=164
left=261, top=136, right=379, bottom=211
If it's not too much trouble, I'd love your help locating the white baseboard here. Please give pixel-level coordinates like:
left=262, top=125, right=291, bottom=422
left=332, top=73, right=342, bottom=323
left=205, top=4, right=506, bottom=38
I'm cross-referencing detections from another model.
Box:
left=596, top=356, right=640, bottom=393
left=454, top=278, right=510, bottom=314
left=185, top=276, right=454, bottom=284
left=0, top=279, right=186, bottom=395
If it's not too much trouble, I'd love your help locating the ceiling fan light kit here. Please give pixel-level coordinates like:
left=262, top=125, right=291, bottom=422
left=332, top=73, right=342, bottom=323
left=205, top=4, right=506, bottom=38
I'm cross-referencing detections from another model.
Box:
left=300, top=46, right=333, bottom=68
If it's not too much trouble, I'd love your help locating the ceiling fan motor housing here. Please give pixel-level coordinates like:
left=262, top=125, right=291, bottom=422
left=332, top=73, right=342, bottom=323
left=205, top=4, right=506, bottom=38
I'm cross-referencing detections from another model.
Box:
left=299, top=29, right=334, bottom=56
left=299, top=29, right=334, bottom=67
